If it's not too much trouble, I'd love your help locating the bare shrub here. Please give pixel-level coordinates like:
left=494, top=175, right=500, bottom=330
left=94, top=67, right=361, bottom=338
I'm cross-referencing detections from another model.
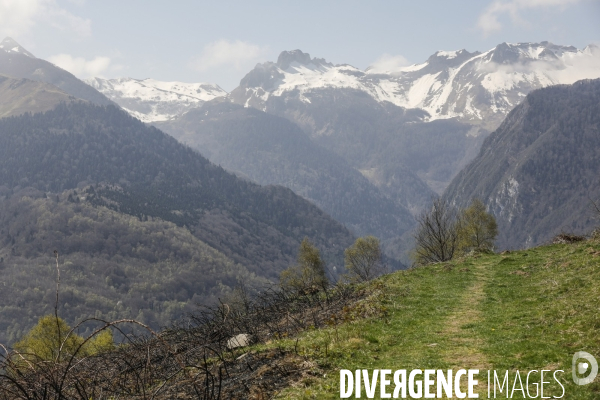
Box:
left=412, top=198, right=460, bottom=266
left=0, top=270, right=367, bottom=399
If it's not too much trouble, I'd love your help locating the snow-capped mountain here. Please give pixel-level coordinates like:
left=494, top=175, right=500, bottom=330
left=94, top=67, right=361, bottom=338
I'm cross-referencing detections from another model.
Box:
left=88, top=42, right=600, bottom=127
left=231, top=42, right=600, bottom=130
left=0, top=37, right=35, bottom=58
left=86, top=77, right=227, bottom=122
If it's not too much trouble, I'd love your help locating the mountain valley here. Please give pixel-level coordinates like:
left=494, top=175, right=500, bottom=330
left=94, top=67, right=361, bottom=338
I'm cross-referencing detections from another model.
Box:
left=0, top=1, right=598, bottom=397
left=1, top=36, right=599, bottom=347
left=155, top=100, right=416, bottom=262
left=87, top=40, right=600, bottom=264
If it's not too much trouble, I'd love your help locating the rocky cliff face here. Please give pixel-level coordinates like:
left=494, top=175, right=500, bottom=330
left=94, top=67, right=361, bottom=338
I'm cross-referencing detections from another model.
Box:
left=444, top=79, right=600, bottom=249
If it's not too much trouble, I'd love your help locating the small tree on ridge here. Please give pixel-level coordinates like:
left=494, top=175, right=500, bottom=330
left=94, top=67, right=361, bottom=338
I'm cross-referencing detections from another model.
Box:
left=412, top=197, right=460, bottom=266
left=344, top=235, right=384, bottom=282
left=457, top=198, right=497, bottom=253
left=280, top=238, right=328, bottom=292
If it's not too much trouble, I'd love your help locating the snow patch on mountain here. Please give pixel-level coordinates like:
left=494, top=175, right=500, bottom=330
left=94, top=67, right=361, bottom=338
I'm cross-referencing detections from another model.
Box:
left=86, top=77, right=227, bottom=122
left=435, top=50, right=460, bottom=59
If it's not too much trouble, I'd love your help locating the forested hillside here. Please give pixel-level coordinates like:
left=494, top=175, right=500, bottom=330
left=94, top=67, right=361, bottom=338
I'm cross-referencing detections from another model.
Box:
left=156, top=101, right=414, bottom=253
left=444, top=78, right=600, bottom=249
left=0, top=191, right=261, bottom=344
left=0, top=102, right=356, bottom=343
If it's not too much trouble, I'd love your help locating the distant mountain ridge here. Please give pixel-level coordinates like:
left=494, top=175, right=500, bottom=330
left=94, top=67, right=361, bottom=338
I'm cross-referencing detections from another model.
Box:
left=444, top=78, right=600, bottom=249
left=86, top=77, right=227, bottom=122
left=231, top=42, right=600, bottom=130
left=89, top=42, right=600, bottom=131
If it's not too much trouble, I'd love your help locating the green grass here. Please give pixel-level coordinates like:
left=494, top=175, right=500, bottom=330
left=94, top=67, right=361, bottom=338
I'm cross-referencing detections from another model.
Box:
left=269, top=241, right=600, bottom=399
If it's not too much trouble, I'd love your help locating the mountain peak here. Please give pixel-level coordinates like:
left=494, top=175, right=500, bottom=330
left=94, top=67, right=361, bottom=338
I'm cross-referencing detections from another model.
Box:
left=425, top=48, right=478, bottom=68
left=276, top=50, right=313, bottom=69
left=432, top=49, right=466, bottom=59
left=0, top=37, right=35, bottom=58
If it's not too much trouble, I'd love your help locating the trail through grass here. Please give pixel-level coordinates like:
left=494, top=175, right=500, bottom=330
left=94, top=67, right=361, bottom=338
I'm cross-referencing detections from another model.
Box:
left=439, top=261, right=490, bottom=371
left=272, top=242, right=600, bottom=399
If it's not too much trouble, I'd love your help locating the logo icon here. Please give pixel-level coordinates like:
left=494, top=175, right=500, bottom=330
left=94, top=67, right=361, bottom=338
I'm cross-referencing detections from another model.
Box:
left=572, top=351, right=598, bottom=385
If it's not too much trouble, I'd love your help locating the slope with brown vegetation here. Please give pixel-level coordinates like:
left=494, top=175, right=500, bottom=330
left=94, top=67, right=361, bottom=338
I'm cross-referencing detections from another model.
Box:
left=0, top=280, right=378, bottom=398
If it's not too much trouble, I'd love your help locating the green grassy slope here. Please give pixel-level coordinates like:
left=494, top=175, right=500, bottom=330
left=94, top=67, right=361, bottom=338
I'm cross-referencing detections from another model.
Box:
left=273, top=240, right=600, bottom=399
left=0, top=75, right=76, bottom=118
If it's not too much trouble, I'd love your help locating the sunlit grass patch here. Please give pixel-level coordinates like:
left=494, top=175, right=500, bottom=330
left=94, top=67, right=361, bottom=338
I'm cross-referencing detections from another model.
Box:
left=273, top=242, right=600, bottom=399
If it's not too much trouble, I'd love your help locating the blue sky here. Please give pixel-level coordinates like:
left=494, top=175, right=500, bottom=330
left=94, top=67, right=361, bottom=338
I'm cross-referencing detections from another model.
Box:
left=1, top=0, right=599, bottom=90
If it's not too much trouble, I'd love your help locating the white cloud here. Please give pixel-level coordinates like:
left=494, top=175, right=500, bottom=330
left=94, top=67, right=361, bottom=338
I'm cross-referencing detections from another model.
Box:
left=477, top=0, right=582, bottom=36
left=0, top=0, right=91, bottom=39
left=48, top=54, right=111, bottom=78
left=367, top=53, right=410, bottom=74
left=190, top=39, right=268, bottom=72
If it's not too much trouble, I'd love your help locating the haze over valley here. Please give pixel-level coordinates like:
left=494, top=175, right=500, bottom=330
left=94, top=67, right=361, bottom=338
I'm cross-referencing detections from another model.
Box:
left=94, top=40, right=600, bottom=261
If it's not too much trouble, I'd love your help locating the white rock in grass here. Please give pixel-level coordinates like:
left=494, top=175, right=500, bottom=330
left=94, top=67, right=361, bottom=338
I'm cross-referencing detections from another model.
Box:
left=227, top=333, right=251, bottom=349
